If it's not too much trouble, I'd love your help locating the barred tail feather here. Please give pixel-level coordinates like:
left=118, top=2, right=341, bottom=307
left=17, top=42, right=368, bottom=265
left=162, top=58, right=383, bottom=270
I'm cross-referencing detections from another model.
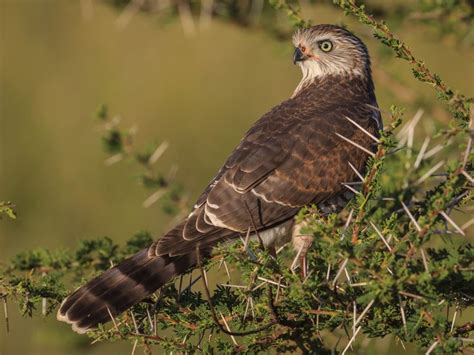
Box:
left=57, top=248, right=197, bottom=333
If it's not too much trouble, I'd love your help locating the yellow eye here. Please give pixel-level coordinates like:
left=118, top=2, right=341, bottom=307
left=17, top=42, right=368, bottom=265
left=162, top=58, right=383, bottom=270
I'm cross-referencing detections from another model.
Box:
left=319, top=40, right=333, bottom=52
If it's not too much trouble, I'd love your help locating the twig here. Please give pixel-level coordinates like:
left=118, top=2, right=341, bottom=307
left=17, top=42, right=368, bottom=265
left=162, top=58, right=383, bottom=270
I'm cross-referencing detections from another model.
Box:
left=195, top=245, right=276, bottom=336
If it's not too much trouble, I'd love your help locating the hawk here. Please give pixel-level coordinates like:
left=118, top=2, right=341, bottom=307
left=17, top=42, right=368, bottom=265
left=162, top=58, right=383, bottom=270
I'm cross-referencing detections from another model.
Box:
left=58, top=24, right=382, bottom=333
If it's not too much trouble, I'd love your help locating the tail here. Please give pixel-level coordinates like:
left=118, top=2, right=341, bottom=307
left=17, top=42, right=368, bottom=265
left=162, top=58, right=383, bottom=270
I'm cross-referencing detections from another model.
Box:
left=57, top=248, right=197, bottom=333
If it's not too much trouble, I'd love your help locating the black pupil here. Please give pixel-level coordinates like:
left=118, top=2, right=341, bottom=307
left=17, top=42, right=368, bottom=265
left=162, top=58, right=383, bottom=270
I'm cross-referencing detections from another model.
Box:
left=322, top=42, right=331, bottom=50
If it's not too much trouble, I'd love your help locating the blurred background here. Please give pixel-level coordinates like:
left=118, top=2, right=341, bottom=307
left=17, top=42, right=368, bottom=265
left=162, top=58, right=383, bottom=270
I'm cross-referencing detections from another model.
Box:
left=0, top=0, right=472, bottom=354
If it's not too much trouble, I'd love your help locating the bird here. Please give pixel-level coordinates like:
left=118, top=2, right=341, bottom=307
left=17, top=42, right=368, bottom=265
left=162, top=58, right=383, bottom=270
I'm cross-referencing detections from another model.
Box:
left=57, top=24, right=382, bottom=334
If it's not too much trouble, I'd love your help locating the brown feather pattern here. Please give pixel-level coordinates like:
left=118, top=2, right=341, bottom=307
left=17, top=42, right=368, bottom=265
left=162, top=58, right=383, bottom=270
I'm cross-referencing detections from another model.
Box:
left=57, top=24, right=382, bottom=333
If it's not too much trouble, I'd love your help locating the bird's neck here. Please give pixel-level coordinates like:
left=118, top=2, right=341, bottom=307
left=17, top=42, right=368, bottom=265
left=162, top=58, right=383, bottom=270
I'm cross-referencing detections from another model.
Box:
left=292, top=73, right=376, bottom=101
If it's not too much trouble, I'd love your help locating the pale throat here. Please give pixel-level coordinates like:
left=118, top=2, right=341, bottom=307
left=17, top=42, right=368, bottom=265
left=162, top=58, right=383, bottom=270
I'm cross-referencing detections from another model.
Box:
left=292, top=62, right=324, bottom=97
left=292, top=61, right=365, bottom=97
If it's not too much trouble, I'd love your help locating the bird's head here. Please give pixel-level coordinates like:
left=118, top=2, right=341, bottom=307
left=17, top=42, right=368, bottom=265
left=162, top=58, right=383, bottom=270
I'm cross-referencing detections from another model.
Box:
left=292, top=24, right=371, bottom=81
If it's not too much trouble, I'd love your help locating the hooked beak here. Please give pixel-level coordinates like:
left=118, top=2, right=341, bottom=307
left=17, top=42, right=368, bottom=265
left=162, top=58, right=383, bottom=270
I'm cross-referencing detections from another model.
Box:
left=293, top=47, right=306, bottom=64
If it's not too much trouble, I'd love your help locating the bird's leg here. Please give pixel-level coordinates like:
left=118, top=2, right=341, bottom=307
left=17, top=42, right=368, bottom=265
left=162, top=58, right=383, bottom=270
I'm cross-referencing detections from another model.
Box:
left=291, top=221, right=313, bottom=279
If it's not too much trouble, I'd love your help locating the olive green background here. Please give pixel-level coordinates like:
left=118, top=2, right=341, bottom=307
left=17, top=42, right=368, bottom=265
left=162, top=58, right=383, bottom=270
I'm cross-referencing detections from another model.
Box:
left=0, top=0, right=472, bottom=354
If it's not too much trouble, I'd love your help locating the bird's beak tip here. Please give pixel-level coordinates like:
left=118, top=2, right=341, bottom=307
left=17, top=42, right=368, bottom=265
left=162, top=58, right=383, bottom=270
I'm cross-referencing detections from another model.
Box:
left=293, top=47, right=306, bottom=65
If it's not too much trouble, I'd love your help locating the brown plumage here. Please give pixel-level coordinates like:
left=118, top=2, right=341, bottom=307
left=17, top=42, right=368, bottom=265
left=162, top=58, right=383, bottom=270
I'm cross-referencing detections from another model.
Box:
left=57, top=24, right=382, bottom=333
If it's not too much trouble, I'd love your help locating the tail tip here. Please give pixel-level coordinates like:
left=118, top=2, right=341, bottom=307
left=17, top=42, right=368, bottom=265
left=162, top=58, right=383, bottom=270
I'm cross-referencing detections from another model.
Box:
left=56, top=298, right=90, bottom=334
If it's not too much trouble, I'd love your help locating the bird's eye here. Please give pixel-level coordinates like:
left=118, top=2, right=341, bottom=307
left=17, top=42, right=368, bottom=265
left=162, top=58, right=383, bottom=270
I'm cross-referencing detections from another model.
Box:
left=319, top=40, right=333, bottom=52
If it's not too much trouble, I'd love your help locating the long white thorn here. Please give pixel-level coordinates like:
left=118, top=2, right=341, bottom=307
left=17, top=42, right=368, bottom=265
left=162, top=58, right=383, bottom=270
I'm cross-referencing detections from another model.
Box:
left=342, top=183, right=361, bottom=195
left=342, top=326, right=361, bottom=355
left=440, top=211, right=465, bottom=236
left=348, top=161, right=365, bottom=182
left=461, top=169, right=474, bottom=184
left=332, top=258, right=349, bottom=286
left=401, top=201, right=421, bottom=232
left=344, top=268, right=352, bottom=285
left=249, top=297, right=256, bottom=318
left=148, top=141, right=169, bottom=165
left=414, top=136, right=430, bottom=169
left=223, top=260, right=231, bottom=282
left=354, top=299, right=375, bottom=328
left=344, top=116, right=380, bottom=143
left=131, top=339, right=138, bottom=355
left=423, top=144, right=444, bottom=160
left=106, top=306, right=119, bottom=332
left=257, top=277, right=287, bottom=288
left=143, top=190, right=166, bottom=208
left=369, top=221, right=392, bottom=252
left=177, top=1, right=196, bottom=37
left=398, top=295, right=407, bottom=335
left=243, top=298, right=250, bottom=320
left=416, top=160, right=445, bottom=185
left=461, top=218, right=474, bottom=230
left=450, top=308, right=458, bottom=334
left=420, top=248, right=429, bottom=273
left=220, top=284, right=247, bottom=289
left=219, top=311, right=238, bottom=346
left=352, top=302, right=357, bottom=335
left=291, top=244, right=304, bottom=271
left=335, top=133, right=375, bottom=157
left=462, top=135, right=472, bottom=168
left=425, top=340, right=439, bottom=355
left=243, top=227, right=251, bottom=249
left=397, top=109, right=424, bottom=143
left=341, top=209, right=354, bottom=240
